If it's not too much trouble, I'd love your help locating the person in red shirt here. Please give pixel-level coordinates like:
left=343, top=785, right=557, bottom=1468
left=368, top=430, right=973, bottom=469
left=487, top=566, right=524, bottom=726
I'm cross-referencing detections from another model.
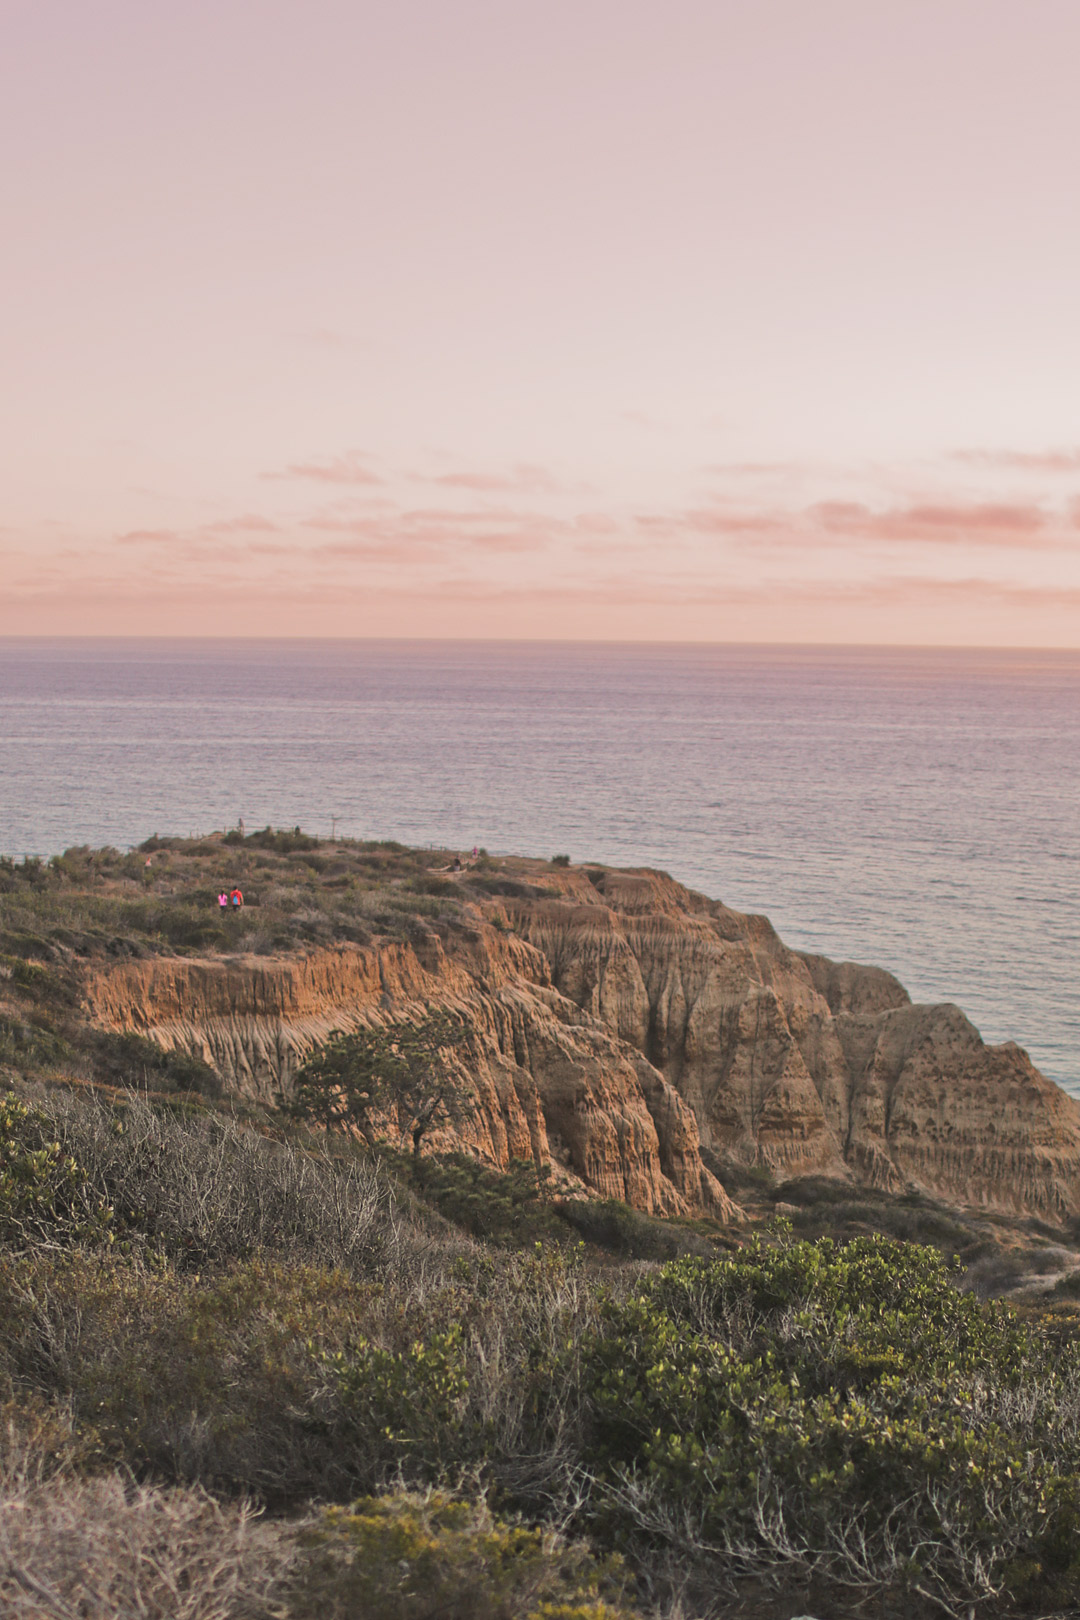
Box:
left=230, top=888, right=243, bottom=909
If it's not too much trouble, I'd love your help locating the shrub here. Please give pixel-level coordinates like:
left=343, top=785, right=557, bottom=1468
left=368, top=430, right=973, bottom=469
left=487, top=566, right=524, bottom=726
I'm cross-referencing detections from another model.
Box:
left=0, top=1013, right=73, bottom=1074
left=551, top=855, right=571, bottom=867
left=408, top=1154, right=564, bottom=1247
left=84, top=1029, right=222, bottom=1098
left=0, top=1094, right=112, bottom=1250
left=556, top=1199, right=705, bottom=1263
left=284, top=1488, right=636, bottom=1620
left=247, top=827, right=319, bottom=853
left=319, top=1325, right=471, bottom=1475
left=26, top=1087, right=402, bottom=1274
left=0, top=1470, right=288, bottom=1620
left=577, top=1235, right=1080, bottom=1612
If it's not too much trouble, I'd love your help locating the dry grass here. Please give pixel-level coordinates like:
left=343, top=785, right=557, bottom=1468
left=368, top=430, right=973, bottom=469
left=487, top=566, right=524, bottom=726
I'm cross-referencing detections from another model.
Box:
left=0, top=1469, right=291, bottom=1620
left=26, top=1084, right=424, bottom=1277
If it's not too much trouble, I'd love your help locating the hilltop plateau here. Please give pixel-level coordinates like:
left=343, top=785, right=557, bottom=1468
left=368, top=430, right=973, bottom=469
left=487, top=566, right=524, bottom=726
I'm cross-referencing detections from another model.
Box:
left=4, top=830, right=1078, bottom=1229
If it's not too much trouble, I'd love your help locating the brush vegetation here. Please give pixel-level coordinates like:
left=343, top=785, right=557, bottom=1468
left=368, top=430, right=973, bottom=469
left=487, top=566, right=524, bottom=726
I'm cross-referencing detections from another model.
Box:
left=4, top=833, right=1080, bottom=1617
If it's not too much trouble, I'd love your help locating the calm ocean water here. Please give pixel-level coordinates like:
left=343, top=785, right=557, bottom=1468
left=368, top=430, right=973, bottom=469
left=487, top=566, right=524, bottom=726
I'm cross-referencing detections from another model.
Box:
left=1, top=638, right=1077, bottom=1095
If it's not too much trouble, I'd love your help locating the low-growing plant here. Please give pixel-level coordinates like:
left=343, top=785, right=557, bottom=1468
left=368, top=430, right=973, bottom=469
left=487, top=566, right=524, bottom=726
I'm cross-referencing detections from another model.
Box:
left=0, top=1012, right=74, bottom=1073
left=556, top=1198, right=708, bottom=1262
left=285, top=1488, right=637, bottom=1620
left=23, top=1087, right=402, bottom=1275
left=0, top=1469, right=288, bottom=1620
left=83, top=1029, right=222, bottom=1098
left=319, top=1325, right=471, bottom=1475
left=407, top=1154, right=564, bottom=1247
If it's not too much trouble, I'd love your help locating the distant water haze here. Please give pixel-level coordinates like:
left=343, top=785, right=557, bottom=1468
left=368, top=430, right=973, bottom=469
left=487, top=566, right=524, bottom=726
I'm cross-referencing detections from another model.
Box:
left=1, top=638, right=1077, bottom=1097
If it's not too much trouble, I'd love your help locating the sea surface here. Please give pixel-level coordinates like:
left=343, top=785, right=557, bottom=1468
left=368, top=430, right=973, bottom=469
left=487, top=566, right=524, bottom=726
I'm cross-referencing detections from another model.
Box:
left=1, top=638, right=1077, bottom=1095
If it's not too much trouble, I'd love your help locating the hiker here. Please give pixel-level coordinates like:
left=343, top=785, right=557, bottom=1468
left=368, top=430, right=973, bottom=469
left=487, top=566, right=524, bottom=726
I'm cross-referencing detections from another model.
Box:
left=218, top=891, right=228, bottom=910
left=452, top=856, right=462, bottom=871
left=230, top=888, right=243, bottom=909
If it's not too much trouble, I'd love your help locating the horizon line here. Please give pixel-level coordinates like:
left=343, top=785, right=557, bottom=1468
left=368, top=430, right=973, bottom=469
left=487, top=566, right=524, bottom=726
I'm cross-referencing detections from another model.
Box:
left=2, top=634, right=1079, bottom=654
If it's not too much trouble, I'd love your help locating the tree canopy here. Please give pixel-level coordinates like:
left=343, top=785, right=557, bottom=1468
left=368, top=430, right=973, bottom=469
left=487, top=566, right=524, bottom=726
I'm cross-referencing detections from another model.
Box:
left=291, top=1010, right=472, bottom=1156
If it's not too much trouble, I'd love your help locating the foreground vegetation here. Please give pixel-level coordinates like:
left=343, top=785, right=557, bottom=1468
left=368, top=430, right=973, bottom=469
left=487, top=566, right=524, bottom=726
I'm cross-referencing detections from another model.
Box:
left=1, top=1081, right=1080, bottom=1618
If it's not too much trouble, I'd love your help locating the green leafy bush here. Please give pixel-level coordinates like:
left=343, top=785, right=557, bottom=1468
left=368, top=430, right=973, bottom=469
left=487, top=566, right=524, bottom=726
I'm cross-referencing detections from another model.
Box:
left=0, top=1094, right=112, bottom=1249
left=556, top=1198, right=703, bottom=1262
left=408, top=1154, right=564, bottom=1247
left=320, top=1326, right=470, bottom=1474
left=0, top=1013, right=73, bottom=1073
left=579, top=1234, right=1080, bottom=1610
left=83, top=1030, right=222, bottom=1098
left=246, top=827, right=319, bottom=853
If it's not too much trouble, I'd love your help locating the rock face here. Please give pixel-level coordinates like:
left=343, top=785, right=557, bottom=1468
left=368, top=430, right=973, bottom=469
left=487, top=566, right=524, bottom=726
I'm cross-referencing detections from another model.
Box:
left=83, top=921, right=734, bottom=1220
left=82, top=859, right=1080, bottom=1222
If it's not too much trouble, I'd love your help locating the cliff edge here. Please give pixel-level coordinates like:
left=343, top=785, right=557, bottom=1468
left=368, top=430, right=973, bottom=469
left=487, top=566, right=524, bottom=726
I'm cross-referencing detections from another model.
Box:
left=77, top=850, right=1080, bottom=1223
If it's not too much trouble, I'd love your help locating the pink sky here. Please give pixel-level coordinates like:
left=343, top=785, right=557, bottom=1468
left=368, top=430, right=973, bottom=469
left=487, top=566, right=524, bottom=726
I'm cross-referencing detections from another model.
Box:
left=4, top=0, right=1080, bottom=643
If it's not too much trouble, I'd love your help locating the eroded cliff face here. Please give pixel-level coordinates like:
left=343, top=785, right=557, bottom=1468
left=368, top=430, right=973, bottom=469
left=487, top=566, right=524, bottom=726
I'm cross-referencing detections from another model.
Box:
left=82, top=920, right=733, bottom=1219
left=82, top=859, right=1080, bottom=1222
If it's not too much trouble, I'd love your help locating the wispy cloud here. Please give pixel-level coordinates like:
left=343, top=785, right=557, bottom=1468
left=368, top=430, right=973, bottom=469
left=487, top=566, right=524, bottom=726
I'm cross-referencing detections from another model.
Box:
left=951, top=447, right=1080, bottom=472
left=306, top=504, right=558, bottom=555
left=810, top=500, right=1052, bottom=546
left=641, top=496, right=1074, bottom=553
left=269, top=451, right=384, bottom=486
left=423, top=462, right=562, bottom=494
left=115, top=527, right=182, bottom=546
left=202, top=514, right=280, bottom=534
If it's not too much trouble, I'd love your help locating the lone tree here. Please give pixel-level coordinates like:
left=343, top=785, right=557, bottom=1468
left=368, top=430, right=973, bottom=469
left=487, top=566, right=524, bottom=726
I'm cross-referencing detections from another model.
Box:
left=291, top=1010, right=471, bottom=1157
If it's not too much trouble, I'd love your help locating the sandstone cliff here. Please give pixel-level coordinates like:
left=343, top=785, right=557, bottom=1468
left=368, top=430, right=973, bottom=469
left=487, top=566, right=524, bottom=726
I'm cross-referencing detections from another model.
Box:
left=82, top=858, right=1080, bottom=1222
left=83, top=920, right=734, bottom=1219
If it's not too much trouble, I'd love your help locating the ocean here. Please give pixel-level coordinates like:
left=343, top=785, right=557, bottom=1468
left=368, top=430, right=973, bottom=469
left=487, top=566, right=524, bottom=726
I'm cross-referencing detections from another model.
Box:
left=1, top=637, right=1077, bottom=1096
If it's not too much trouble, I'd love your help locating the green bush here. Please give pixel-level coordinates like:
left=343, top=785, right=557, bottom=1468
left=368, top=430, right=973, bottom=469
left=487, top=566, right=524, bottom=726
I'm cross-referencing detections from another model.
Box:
left=25, top=1087, right=400, bottom=1275
left=83, top=1030, right=222, bottom=1098
left=408, top=1154, right=564, bottom=1247
left=579, top=1234, right=1080, bottom=1610
left=247, top=827, right=319, bottom=853
left=556, top=1199, right=700, bottom=1262
left=319, top=1325, right=470, bottom=1474
left=286, top=1489, right=636, bottom=1620
left=0, top=1094, right=112, bottom=1249
left=0, top=1012, right=73, bottom=1072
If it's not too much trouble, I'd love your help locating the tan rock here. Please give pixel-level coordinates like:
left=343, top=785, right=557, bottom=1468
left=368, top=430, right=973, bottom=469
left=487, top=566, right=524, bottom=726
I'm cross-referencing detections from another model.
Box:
left=82, top=857, right=1080, bottom=1223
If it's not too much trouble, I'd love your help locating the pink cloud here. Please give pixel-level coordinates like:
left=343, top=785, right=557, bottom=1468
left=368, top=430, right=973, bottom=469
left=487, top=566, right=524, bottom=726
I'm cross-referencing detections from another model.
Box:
left=115, top=527, right=181, bottom=546
left=424, top=462, right=561, bottom=494
left=810, top=500, right=1053, bottom=546
left=305, top=504, right=556, bottom=553
left=702, top=460, right=798, bottom=476
left=952, top=447, right=1080, bottom=472
left=679, top=507, right=787, bottom=535
left=202, top=514, right=280, bottom=534
left=271, top=451, right=383, bottom=485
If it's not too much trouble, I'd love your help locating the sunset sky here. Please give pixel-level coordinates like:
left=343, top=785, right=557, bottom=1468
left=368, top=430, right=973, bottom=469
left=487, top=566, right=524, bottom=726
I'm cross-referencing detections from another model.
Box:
left=4, top=0, right=1080, bottom=643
